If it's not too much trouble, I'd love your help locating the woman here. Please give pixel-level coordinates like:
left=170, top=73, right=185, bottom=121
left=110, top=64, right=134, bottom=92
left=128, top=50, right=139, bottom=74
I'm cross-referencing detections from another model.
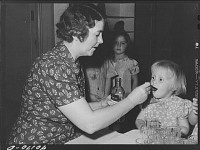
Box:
left=8, top=4, right=150, bottom=144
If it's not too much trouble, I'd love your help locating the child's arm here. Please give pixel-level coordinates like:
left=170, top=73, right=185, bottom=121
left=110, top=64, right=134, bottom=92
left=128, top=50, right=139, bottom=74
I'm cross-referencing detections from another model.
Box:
left=105, top=77, right=112, bottom=97
left=131, top=74, right=138, bottom=91
left=130, top=59, right=139, bottom=91
left=189, top=111, right=198, bottom=126
left=135, top=109, right=146, bottom=129
left=188, top=98, right=198, bottom=126
left=178, top=117, right=190, bottom=136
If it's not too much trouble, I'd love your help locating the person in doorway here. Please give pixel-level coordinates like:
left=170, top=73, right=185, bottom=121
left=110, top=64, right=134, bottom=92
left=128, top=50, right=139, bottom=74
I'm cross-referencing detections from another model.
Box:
left=8, top=4, right=150, bottom=144
left=105, top=21, right=139, bottom=96
left=105, top=21, right=139, bottom=133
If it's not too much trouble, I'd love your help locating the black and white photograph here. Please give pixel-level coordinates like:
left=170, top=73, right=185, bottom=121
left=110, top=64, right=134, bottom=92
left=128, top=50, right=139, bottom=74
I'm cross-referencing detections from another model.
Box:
left=0, top=1, right=199, bottom=149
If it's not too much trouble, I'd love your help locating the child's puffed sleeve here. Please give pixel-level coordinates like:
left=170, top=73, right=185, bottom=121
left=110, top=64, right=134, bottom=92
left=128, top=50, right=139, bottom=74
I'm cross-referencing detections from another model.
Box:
left=129, top=59, right=139, bottom=75
left=177, top=99, right=193, bottom=119
left=184, top=99, right=193, bottom=115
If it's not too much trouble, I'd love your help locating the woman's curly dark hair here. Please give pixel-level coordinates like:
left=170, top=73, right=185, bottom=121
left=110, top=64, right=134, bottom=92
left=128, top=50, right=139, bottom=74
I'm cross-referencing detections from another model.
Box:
left=56, top=4, right=104, bottom=43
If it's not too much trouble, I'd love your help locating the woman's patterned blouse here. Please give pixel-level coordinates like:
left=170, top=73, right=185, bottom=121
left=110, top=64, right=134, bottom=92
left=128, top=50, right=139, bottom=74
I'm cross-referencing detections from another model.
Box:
left=143, top=95, right=192, bottom=127
left=8, top=41, right=85, bottom=144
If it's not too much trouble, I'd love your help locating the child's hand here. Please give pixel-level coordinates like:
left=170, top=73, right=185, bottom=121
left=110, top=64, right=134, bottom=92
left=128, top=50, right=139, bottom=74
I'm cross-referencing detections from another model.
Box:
left=103, top=95, right=118, bottom=106
left=192, top=98, right=198, bottom=115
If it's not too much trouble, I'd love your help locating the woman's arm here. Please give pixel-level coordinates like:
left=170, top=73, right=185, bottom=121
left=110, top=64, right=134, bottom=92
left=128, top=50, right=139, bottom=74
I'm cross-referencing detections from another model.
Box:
left=88, top=101, right=107, bottom=110
left=58, top=97, right=134, bottom=134
left=188, top=111, right=198, bottom=126
left=58, top=82, right=150, bottom=134
left=88, top=98, right=112, bottom=110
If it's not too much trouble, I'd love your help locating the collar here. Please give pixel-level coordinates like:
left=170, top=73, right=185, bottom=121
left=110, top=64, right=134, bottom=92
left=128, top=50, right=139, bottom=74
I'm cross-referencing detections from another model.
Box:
left=112, top=55, right=128, bottom=62
left=54, top=41, right=80, bottom=75
left=153, top=95, right=175, bottom=104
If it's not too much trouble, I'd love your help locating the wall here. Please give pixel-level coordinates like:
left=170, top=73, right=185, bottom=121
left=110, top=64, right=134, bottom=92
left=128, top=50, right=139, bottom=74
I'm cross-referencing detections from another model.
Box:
left=134, top=2, right=200, bottom=100
left=38, top=3, right=54, bottom=53
left=2, top=3, right=54, bottom=143
left=105, top=3, right=135, bottom=41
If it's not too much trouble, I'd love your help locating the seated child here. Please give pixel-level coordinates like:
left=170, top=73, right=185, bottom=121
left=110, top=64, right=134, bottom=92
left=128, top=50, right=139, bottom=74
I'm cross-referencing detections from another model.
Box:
left=135, top=60, right=192, bottom=136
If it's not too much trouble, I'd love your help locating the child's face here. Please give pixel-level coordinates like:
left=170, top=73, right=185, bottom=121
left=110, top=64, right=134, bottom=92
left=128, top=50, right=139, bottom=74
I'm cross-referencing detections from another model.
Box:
left=113, top=35, right=128, bottom=55
left=151, top=67, right=176, bottom=99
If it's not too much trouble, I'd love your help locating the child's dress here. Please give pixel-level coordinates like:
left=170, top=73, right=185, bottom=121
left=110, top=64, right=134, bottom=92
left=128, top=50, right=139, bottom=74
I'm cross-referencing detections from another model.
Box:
left=105, top=56, right=139, bottom=132
left=105, top=55, right=139, bottom=94
left=143, top=95, right=193, bottom=127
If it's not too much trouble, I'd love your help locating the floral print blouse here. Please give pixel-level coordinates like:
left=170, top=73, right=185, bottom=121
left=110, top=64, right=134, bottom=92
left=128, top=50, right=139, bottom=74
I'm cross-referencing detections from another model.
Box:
left=143, top=95, right=192, bottom=127
left=8, top=41, right=85, bottom=144
left=105, top=56, right=139, bottom=94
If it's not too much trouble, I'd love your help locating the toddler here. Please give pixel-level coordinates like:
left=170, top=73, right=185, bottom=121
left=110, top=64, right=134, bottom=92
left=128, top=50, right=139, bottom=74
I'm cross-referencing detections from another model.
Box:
left=135, top=60, right=192, bottom=136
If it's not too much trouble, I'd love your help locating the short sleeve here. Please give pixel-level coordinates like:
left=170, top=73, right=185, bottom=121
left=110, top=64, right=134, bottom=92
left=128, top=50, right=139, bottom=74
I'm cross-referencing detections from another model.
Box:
left=184, top=99, right=193, bottom=116
left=129, top=59, right=139, bottom=75
left=177, top=99, right=192, bottom=119
left=38, top=59, right=83, bottom=107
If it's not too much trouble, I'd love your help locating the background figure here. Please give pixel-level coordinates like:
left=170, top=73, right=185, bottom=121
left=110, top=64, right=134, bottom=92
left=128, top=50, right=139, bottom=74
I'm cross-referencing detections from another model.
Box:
left=105, top=21, right=139, bottom=98
left=81, top=54, right=108, bottom=102
left=105, top=21, right=139, bottom=133
left=135, top=60, right=193, bottom=137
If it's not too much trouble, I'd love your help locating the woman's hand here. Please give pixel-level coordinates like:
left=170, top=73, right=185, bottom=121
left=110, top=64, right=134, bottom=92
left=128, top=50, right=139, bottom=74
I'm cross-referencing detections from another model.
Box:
left=126, top=82, right=150, bottom=105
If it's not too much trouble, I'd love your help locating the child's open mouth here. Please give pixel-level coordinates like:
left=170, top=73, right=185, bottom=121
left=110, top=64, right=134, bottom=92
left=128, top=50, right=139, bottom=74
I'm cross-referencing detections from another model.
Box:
left=150, top=85, right=157, bottom=92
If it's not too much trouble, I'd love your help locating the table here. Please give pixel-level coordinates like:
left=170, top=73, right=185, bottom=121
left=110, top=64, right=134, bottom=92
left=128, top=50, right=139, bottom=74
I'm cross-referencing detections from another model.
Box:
left=102, top=129, right=142, bottom=144
left=66, top=129, right=141, bottom=144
